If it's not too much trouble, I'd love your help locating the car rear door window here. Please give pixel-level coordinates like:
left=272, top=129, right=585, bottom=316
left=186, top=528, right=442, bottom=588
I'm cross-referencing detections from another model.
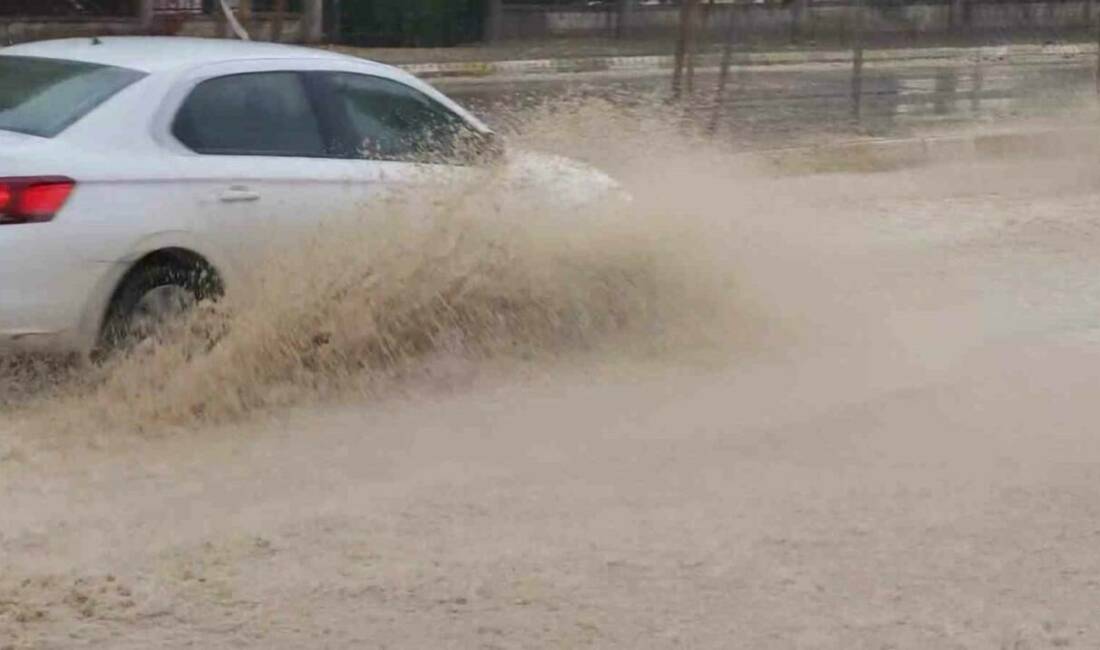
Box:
left=319, top=72, right=475, bottom=164
left=173, top=72, right=326, bottom=157
left=0, top=56, right=145, bottom=138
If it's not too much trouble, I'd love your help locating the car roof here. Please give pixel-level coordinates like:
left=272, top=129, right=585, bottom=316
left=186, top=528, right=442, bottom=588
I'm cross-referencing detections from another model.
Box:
left=0, top=36, right=363, bottom=74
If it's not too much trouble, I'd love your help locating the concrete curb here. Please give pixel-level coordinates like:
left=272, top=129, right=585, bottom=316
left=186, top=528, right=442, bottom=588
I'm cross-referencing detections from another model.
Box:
left=750, top=126, right=1099, bottom=172
left=398, top=43, right=1098, bottom=80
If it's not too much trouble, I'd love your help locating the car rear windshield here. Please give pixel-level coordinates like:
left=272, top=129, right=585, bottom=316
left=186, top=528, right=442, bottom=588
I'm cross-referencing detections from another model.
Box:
left=0, top=56, right=145, bottom=138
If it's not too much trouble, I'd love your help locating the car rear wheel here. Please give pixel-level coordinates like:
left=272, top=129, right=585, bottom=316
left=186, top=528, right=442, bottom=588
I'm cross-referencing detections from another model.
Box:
left=129, top=284, right=196, bottom=340
left=98, top=262, right=213, bottom=354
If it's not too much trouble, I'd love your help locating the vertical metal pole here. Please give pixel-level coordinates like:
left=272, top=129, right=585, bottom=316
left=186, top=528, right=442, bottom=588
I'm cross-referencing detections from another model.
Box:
left=1096, top=6, right=1100, bottom=95
left=791, top=0, right=806, bottom=43
left=329, top=0, right=342, bottom=43
left=851, top=0, right=865, bottom=120
left=710, top=6, right=737, bottom=133
left=685, top=0, right=699, bottom=97
left=970, top=53, right=983, bottom=115
left=270, top=0, right=287, bottom=42
left=301, top=0, right=323, bottom=44
left=616, top=0, right=635, bottom=40
left=950, top=0, right=964, bottom=33
left=673, top=0, right=691, bottom=99
left=486, top=0, right=503, bottom=43
left=139, top=0, right=156, bottom=33
left=237, top=0, right=252, bottom=36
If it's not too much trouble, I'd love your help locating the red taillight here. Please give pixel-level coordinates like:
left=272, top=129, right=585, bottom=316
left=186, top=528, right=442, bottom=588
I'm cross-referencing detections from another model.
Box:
left=0, top=177, right=75, bottom=225
left=18, top=182, right=74, bottom=218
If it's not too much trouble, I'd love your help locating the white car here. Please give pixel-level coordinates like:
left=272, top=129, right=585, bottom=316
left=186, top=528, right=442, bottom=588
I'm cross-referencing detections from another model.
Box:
left=0, top=37, right=617, bottom=355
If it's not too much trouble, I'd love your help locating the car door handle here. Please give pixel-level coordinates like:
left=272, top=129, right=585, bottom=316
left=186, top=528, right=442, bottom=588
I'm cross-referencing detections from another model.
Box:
left=219, top=186, right=261, bottom=203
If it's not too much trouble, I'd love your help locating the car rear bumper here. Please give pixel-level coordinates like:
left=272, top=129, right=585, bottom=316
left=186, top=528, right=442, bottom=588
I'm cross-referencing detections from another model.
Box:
left=0, top=226, right=120, bottom=355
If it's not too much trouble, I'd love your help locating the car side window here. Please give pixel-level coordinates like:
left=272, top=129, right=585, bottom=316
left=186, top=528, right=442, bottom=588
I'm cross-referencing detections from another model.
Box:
left=173, top=72, right=326, bottom=157
left=322, top=72, right=474, bottom=164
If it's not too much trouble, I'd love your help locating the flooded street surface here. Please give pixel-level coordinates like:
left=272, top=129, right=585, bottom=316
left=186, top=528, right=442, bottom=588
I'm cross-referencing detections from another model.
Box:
left=5, top=66, right=1100, bottom=648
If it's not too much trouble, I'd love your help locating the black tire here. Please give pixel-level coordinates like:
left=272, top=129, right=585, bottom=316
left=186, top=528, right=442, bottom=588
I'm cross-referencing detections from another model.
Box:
left=98, top=262, right=220, bottom=353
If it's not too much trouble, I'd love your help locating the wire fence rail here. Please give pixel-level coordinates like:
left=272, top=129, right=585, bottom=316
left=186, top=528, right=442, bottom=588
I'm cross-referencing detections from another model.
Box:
left=0, top=0, right=303, bottom=18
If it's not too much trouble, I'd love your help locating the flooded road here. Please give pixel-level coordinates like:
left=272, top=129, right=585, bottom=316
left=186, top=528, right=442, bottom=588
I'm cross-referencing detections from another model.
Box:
left=4, top=72, right=1100, bottom=648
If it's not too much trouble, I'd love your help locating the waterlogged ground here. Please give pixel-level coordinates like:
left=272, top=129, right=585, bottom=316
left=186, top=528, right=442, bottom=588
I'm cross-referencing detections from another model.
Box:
left=5, top=106, right=1100, bottom=648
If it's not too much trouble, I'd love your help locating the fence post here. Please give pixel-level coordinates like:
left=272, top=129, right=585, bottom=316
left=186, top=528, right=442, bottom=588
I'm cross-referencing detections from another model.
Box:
left=139, top=0, right=156, bottom=33
left=710, top=5, right=738, bottom=133
left=970, top=52, right=983, bottom=115
left=616, top=0, right=635, bottom=39
left=950, top=0, right=969, bottom=33
left=486, top=0, right=503, bottom=43
left=851, top=0, right=865, bottom=120
left=214, top=0, right=229, bottom=39
left=672, top=0, right=699, bottom=99
left=791, top=0, right=807, bottom=43
left=270, top=0, right=287, bottom=42
left=327, top=0, right=341, bottom=42
left=686, top=0, right=698, bottom=96
left=301, top=0, right=324, bottom=43
left=673, top=1, right=689, bottom=98
left=238, top=0, right=252, bottom=36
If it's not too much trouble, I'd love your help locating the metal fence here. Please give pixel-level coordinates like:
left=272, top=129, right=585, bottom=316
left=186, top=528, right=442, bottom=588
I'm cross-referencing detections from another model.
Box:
left=0, top=0, right=138, bottom=16
left=197, top=0, right=302, bottom=13
left=0, top=0, right=304, bottom=18
left=158, top=0, right=202, bottom=13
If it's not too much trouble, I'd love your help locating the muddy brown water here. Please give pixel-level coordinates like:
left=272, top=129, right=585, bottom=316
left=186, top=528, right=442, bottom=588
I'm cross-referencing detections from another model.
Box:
left=4, top=92, right=1100, bottom=648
